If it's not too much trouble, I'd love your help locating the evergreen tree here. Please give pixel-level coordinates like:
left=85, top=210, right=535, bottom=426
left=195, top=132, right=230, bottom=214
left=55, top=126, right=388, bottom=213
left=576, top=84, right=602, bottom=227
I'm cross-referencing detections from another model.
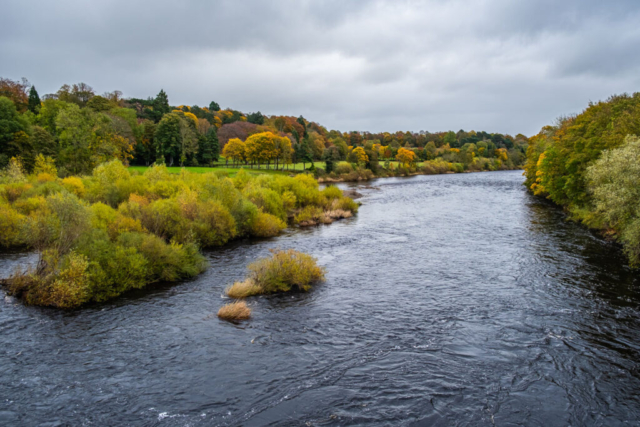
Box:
left=209, top=101, right=220, bottom=111
left=152, top=89, right=170, bottom=122
left=297, top=115, right=307, bottom=137
left=198, top=127, right=220, bottom=165
left=28, top=86, right=41, bottom=113
left=247, top=111, right=265, bottom=125
left=208, top=127, right=220, bottom=162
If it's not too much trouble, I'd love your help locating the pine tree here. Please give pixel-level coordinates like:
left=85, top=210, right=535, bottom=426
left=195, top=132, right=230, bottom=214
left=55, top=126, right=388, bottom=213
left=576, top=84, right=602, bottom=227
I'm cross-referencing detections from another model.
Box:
left=152, top=89, right=170, bottom=122
left=198, top=127, right=220, bottom=165
left=208, top=127, right=220, bottom=162
left=28, top=86, right=41, bottom=113
left=209, top=101, right=220, bottom=111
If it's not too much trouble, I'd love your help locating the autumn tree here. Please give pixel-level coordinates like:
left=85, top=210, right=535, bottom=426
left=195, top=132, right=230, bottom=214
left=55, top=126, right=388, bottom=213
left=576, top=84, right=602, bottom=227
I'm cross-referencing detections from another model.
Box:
left=222, top=138, right=246, bottom=166
left=0, top=78, right=29, bottom=112
left=245, top=132, right=277, bottom=168
left=396, top=147, right=417, bottom=168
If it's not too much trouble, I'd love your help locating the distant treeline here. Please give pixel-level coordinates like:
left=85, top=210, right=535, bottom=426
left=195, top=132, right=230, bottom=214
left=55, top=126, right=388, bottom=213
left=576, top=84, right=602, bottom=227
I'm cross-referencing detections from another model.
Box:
left=524, top=92, right=640, bottom=267
left=0, top=77, right=528, bottom=177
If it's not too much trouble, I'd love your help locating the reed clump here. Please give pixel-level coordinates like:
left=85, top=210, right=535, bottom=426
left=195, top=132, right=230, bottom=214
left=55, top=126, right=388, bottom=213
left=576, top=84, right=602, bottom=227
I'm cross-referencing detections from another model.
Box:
left=225, top=249, right=325, bottom=298
left=217, top=300, right=251, bottom=320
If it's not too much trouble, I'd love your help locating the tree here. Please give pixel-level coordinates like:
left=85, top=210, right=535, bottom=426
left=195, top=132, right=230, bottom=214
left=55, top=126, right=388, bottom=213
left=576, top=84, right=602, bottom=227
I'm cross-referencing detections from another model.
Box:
left=28, top=86, right=41, bottom=113
left=297, top=115, right=307, bottom=137
left=444, top=130, right=458, bottom=148
left=0, top=96, right=30, bottom=167
left=209, top=101, right=220, bottom=111
left=323, top=146, right=341, bottom=174
left=154, top=113, right=182, bottom=166
left=351, top=146, right=368, bottom=166
left=245, top=132, right=277, bottom=168
left=247, top=111, right=265, bottom=125
left=587, top=135, right=640, bottom=266
left=152, top=89, right=170, bottom=122
left=0, top=78, right=29, bottom=112
left=222, top=138, right=246, bottom=166
left=207, top=127, right=220, bottom=162
left=396, top=147, right=417, bottom=168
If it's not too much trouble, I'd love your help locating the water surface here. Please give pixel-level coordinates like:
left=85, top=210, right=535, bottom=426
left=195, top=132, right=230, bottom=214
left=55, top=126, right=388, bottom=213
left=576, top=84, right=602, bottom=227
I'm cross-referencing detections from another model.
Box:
left=1, top=171, right=639, bottom=426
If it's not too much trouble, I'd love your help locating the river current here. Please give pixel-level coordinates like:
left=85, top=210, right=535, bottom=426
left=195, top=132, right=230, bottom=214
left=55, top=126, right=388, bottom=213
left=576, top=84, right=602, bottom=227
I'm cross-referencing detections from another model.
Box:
left=1, top=170, right=639, bottom=426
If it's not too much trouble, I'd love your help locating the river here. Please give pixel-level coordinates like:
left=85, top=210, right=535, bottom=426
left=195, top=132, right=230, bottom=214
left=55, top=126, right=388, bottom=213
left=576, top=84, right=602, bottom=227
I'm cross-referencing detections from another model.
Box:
left=1, top=170, right=639, bottom=426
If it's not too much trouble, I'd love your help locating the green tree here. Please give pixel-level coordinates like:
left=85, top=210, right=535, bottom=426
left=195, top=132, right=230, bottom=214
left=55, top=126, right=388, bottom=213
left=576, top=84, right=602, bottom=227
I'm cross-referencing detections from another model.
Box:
left=209, top=101, right=220, bottom=111
left=0, top=96, right=30, bottom=166
left=152, top=89, right=170, bottom=122
left=28, top=86, right=41, bottom=113
left=198, top=126, right=219, bottom=165
left=247, top=111, right=265, bottom=125
left=154, top=113, right=182, bottom=166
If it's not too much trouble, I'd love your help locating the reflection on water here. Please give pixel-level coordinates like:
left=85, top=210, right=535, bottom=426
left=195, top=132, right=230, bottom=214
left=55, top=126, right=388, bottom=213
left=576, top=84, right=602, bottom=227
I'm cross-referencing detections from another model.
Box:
left=0, top=171, right=639, bottom=426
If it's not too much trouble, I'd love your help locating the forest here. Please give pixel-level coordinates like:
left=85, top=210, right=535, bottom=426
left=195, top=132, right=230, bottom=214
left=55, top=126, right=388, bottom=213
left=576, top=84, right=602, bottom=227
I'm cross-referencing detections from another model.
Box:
left=524, top=92, right=640, bottom=267
left=0, top=77, right=528, bottom=181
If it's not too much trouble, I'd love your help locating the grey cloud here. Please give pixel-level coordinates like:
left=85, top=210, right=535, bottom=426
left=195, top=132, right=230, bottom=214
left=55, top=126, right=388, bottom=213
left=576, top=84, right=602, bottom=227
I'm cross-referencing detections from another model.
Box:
left=1, top=0, right=640, bottom=135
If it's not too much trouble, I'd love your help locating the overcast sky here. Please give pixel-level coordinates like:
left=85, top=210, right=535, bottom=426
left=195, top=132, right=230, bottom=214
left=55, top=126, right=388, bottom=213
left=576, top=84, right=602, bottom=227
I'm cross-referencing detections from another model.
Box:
left=2, top=0, right=639, bottom=135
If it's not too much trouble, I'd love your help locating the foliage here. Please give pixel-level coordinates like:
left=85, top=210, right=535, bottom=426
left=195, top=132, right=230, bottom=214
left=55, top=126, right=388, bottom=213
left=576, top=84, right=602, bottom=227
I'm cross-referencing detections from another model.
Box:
left=586, top=135, right=640, bottom=266
left=524, top=93, right=640, bottom=267
left=225, top=249, right=325, bottom=297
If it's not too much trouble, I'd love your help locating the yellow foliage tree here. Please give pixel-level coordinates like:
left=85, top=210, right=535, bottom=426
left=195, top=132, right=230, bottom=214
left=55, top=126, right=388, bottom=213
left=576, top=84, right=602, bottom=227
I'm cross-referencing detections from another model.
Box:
left=222, top=138, right=246, bottom=166
left=352, top=146, right=368, bottom=165
left=396, top=147, right=417, bottom=168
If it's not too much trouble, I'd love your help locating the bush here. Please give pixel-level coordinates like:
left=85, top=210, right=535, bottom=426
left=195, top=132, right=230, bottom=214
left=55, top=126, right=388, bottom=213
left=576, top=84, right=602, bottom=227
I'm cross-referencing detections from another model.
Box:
left=251, top=212, right=286, bottom=237
left=335, top=162, right=354, bottom=174
left=226, top=249, right=325, bottom=297
left=217, top=301, right=251, bottom=321
left=322, top=185, right=343, bottom=200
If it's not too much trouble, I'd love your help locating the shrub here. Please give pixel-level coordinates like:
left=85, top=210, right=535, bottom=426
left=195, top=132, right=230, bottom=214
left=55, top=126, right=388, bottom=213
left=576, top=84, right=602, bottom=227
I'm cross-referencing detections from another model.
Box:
left=322, top=185, right=343, bottom=200
left=251, top=212, right=286, bottom=237
left=226, top=249, right=325, bottom=298
left=335, top=162, right=354, bottom=174
left=294, top=205, right=324, bottom=226
left=243, top=187, right=286, bottom=220
left=217, top=301, right=251, bottom=321
left=0, top=204, right=26, bottom=247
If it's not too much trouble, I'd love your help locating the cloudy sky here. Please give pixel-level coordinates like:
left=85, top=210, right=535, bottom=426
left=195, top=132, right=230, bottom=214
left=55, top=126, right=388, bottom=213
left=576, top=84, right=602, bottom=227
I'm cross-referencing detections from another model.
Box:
left=2, top=0, right=639, bottom=135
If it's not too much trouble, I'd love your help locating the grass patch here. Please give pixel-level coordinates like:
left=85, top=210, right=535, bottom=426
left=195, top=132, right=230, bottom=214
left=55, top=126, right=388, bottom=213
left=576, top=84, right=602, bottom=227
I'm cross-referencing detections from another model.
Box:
left=225, top=249, right=325, bottom=298
left=217, top=300, right=251, bottom=321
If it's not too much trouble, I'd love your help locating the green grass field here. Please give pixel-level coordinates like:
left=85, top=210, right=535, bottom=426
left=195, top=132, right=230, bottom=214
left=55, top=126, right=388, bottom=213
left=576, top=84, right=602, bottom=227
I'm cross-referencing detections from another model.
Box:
left=128, top=160, right=427, bottom=177
left=128, top=165, right=295, bottom=177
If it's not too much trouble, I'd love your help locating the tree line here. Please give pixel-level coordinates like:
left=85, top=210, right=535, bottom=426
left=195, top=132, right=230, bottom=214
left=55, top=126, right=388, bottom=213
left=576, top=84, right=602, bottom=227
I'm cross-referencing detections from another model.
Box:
left=0, top=77, right=528, bottom=178
left=523, top=92, right=640, bottom=267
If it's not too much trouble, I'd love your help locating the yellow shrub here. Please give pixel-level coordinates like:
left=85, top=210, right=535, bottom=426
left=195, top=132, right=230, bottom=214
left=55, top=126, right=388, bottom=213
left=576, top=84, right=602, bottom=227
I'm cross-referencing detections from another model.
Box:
left=0, top=204, right=26, bottom=247
left=62, top=177, right=85, bottom=197
left=251, top=212, right=286, bottom=237
left=36, top=173, right=56, bottom=183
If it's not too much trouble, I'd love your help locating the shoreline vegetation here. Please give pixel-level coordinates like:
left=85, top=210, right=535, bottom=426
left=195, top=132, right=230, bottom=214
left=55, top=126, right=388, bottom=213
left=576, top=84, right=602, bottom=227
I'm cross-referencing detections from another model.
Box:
left=523, top=92, right=640, bottom=268
left=0, top=160, right=356, bottom=308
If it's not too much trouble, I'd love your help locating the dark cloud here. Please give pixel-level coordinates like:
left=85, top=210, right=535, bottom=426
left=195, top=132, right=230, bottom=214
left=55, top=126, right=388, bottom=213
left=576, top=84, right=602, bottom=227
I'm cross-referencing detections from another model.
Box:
left=1, top=0, right=639, bottom=135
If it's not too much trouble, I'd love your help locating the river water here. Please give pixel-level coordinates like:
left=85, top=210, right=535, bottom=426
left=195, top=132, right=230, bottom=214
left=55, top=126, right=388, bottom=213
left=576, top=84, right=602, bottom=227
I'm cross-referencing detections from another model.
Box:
left=1, top=170, right=639, bottom=426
